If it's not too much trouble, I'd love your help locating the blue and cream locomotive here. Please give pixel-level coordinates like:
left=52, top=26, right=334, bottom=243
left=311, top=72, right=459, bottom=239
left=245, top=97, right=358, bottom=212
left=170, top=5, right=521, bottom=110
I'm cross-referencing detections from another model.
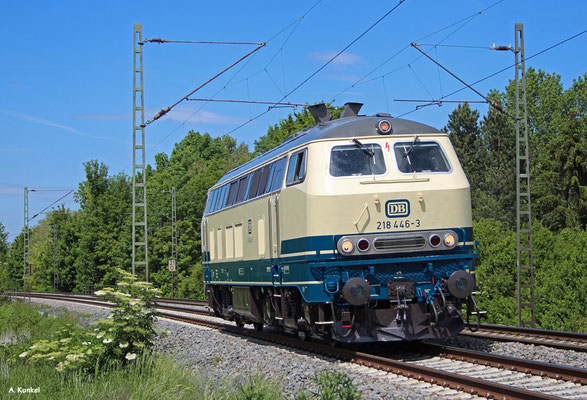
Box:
left=202, top=103, right=478, bottom=342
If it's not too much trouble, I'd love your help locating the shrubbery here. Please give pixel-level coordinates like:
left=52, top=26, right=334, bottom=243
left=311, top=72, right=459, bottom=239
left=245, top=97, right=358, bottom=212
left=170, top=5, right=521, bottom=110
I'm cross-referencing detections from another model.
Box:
left=474, top=219, right=587, bottom=332
left=17, top=269, right=161, bottom=372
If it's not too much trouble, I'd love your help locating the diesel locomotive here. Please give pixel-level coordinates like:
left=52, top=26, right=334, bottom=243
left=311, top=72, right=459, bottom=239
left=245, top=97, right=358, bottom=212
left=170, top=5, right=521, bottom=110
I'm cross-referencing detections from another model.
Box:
left=201, top=103, right=478, bottom=343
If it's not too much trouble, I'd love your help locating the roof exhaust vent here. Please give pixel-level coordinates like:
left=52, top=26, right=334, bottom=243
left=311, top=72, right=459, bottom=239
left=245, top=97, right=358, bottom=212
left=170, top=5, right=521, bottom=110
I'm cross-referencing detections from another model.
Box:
left=340, top=102, right=363, bottom=118
left=308, top=103, right=331, bottom=124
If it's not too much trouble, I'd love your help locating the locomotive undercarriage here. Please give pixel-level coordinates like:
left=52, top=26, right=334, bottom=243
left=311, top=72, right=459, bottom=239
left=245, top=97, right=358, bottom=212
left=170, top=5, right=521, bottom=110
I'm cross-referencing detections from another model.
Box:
left=207, top=283, right=469, bottom=343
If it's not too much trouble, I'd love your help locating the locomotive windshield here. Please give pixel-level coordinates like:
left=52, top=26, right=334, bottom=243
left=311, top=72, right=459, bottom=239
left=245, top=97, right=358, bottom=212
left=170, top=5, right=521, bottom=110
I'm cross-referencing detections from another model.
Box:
left=330, top=143, right=386, bottom=177
left=394, top=141, right=450, bottom=173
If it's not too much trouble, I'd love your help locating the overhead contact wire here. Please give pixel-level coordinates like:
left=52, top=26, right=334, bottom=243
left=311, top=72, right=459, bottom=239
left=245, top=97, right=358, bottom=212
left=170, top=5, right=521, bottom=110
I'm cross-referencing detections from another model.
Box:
left=329, top=0, right=504, bottom=101
left=398, top=28, right=587, bottom=118
left=226, top=0, right=408, bottom=136
left=144, top=43, right=266, bottom=126
left=30, top=190, right=74, bottom=221
left=147, top=0, right=323, bottom=153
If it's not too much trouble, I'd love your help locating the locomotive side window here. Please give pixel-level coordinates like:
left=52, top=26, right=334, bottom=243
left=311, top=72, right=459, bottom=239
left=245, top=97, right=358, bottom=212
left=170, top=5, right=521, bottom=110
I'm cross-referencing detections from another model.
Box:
left=207, top=156, right=289, bottom=213
left=235, top=175, right=249, bottom=203
left=269, top=157, right=287, bottom=191
left=286, top=149, right=307, bottom=186
left=246, top=168, right=263, bottom=200
left=330, top=144, right=386, bottom=177
left=205, top=190, right=215, bottom=214
left=226, top=180, right=239, bottom=206
left=211, top=188, right=221, bottom=212
left=257, top=164, right=272, bottom=195
left=218, top=185, right=228, bottom=210
left=394, top=141, right=451, bottom=173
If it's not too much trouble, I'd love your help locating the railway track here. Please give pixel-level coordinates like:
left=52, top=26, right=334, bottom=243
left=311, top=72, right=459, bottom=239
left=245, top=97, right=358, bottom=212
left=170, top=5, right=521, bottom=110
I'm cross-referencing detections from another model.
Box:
left=460, top=324, right=587, bottom=352
left=12, top=292, right=587, bottom=400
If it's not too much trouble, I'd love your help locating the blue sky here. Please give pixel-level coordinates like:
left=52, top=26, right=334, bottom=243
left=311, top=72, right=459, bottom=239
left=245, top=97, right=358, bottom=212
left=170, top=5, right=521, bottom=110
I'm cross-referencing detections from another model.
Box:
left=1, top=0, right=585, bottom=241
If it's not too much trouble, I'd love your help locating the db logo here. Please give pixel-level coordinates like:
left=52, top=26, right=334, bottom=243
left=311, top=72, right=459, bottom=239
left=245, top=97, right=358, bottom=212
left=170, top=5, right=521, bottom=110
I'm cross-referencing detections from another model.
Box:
left=385, top=200, right=410, bottom=218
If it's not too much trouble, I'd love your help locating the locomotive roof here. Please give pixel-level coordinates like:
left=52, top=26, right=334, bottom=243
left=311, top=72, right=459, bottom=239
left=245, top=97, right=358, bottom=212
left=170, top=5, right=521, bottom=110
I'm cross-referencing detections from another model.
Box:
left=215, top=115, right=442, bottom=186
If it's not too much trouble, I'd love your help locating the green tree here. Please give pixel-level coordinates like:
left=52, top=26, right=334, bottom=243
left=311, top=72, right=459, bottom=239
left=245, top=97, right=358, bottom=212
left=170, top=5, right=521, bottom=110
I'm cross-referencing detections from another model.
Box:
left=533, top=112, right=587, bottom=230
left=0, top=222, right=12, bottom=291
left=0, top=222, right=8, bottom=262
left=146, top=132, right=251, bottom=296
left=72, top=160, right=131, bottom=291
left=4, top=232, right=25, bottom=290
left=443, top=103, right=485, bottom=220
left=478, top=92, right=516, bottom=227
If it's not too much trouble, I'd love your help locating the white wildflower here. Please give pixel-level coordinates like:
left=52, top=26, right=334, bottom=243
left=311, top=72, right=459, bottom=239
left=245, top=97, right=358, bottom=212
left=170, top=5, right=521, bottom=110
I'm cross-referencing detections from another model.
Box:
left=19, top=352, right=28, bottom=358
left=119, top=342, right=129, bottom=349
left=125, top=353, right=137, bottom=361
left=82, top=342, right=89, bottom=346
left=96, top=332, right=105, bottom=339
left=102, top=338, right=112, bottom=344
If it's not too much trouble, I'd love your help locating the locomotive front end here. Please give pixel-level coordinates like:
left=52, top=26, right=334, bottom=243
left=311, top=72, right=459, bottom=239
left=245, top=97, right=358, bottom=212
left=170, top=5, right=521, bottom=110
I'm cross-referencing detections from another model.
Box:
left=284, top=117, right=478, bottom=343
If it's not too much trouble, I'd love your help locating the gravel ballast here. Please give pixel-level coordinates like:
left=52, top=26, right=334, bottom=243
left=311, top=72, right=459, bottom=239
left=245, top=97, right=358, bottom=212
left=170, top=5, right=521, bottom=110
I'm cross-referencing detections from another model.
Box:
left=19, top=298, right=586, bottom=399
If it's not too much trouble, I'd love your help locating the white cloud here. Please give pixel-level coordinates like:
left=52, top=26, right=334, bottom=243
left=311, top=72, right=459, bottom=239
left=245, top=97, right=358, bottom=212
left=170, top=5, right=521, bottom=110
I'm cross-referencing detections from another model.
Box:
left=75, top=106, right=245, bottom=126
left=0, top=183, right=24, bottom=195
left=74, top=112, right=129, bottom=121
left=308, top=51, right=365, bottom=68
left=0, top=109, right=127, bottom=144
left=154, top=105, right=246, bottom=125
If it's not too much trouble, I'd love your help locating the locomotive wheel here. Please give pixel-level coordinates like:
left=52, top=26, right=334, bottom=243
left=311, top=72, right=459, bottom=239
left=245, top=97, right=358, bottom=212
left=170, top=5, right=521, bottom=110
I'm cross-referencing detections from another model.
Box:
left=235, top=317, right=245, bottom=328
left=254, top=322, right=264, bottom=331
left=297, top=330, right=311, bottom=341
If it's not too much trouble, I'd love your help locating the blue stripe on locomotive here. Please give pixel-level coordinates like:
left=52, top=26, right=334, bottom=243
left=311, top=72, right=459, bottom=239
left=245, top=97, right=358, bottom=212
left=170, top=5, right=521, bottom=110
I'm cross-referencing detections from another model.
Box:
left=203, top=227, right=477, bottom=303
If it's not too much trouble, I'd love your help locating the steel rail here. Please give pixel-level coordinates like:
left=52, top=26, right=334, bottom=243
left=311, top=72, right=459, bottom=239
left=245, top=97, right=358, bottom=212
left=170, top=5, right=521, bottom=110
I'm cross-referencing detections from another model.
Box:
left=461, top=325, right=587, bottom=352
left=418, top=342, right=587, bottom=385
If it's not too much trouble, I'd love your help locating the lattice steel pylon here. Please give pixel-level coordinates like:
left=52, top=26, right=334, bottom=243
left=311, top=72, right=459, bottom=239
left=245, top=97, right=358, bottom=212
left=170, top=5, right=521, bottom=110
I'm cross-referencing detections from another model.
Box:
left=132, top=24, right=149, bottom=281
left=23, top=187, right=30, bottom=290
left=514, top=23, right=535, bottom=328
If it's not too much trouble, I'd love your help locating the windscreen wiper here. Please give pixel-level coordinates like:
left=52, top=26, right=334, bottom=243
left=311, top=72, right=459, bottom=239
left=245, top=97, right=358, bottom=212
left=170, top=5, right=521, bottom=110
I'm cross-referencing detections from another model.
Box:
left=402, top=135, right=419, bottom=169
left=352, top=138, right=374, bottom=157
left=405, top=135, right=419, bottom=155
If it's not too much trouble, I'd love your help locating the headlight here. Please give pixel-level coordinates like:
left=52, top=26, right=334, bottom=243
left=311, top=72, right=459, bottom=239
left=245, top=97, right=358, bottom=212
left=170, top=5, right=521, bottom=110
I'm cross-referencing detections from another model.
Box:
left=429, top=234, right=441, bottom=247
left=341, top=240, right=354, bottom=254
left=377, top=119, right=392, bottom=134
left=444, top=233, right=456, bottom=247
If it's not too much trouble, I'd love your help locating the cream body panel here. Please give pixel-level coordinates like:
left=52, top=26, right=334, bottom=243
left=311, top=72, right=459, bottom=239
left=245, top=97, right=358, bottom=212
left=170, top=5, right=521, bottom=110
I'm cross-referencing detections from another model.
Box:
left=205, top=193, right=273, bottom=263
left=205, top=132, right=472, bottom=260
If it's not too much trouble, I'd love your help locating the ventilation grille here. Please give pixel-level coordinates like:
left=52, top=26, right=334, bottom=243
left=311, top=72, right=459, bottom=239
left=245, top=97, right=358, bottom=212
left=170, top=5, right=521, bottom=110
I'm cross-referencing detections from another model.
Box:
left=374, top=236, right=426, bottom=250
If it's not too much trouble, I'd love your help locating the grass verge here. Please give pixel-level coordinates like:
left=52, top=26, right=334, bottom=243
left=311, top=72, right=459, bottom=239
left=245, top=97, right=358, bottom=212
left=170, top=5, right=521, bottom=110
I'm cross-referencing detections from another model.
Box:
left=0, top=301, right=283, bottom=400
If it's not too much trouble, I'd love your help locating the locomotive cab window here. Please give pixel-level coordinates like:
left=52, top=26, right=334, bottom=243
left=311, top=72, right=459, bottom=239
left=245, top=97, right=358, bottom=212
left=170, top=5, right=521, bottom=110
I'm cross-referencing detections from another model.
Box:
left=268, top=157, right=287, bottom=192
left=330, top=143, right=386, bottom=177
left=286, top=149, right=307, bottom=186
left=394, top=141, right=450, bottom=173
